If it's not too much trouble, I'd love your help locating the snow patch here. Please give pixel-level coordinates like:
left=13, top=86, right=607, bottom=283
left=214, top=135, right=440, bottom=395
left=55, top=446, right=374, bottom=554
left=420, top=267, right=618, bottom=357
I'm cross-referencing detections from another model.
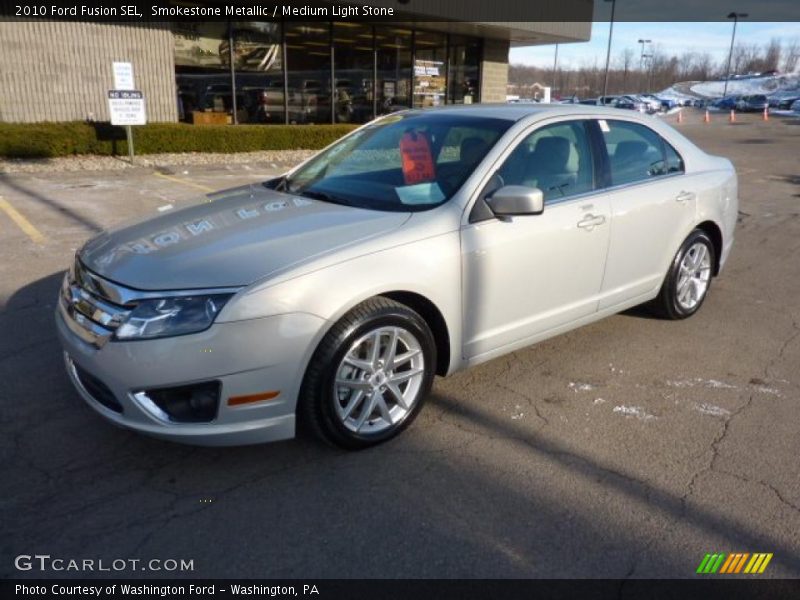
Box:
left=569, top=382, right=594, bottom=392
left=666, top=378, right=737, bottom=390
left=693, top=403, right=731, bottom=417
left=754, top=385, right=782, bottom=397
left=613, top=405, right=657, bottom=421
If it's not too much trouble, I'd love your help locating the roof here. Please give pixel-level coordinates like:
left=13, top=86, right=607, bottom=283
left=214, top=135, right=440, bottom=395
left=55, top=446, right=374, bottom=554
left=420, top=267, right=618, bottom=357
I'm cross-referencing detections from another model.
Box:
left=400, top=103, right=647, bottom=122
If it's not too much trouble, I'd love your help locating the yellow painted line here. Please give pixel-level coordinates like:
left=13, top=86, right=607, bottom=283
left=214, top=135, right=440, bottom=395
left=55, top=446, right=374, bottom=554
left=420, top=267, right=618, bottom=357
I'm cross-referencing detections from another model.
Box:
left=153, top=171, right=214, bottom=193
left=758, top=553, right=773, bottom=574
left=0, top=196, right=45, bottom=244
left=747, top=554, right=764, bottom=574
left=744, top=554, right=759, bottom=574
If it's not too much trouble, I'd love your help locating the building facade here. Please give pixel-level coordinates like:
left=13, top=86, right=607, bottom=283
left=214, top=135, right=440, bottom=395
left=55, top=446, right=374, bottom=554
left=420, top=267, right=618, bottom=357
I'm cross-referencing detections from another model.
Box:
left=0, top=19, right=590, bottom=124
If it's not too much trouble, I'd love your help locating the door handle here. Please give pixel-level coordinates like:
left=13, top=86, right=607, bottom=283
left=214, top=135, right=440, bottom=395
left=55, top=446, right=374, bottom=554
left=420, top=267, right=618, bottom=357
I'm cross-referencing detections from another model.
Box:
left=675, top=191, right=695, bottom=203
left=577, top=214, right=606, bottom=230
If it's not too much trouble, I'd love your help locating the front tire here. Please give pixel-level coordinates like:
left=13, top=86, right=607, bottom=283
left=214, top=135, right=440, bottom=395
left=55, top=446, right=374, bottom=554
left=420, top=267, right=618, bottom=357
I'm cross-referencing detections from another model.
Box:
left=651, top=229, right=715, bottom=320
left=299, top=297, right=436, bottom=450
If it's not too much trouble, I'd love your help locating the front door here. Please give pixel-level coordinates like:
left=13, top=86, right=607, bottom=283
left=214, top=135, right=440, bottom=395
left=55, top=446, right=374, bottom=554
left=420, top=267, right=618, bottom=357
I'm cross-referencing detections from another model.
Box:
left=461, top=119, right=610, bottom=360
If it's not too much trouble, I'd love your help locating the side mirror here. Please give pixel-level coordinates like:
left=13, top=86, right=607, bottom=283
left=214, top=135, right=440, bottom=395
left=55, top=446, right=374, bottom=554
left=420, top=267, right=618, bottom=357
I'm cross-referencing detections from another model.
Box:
left=486, top=185, right=544, bottom=217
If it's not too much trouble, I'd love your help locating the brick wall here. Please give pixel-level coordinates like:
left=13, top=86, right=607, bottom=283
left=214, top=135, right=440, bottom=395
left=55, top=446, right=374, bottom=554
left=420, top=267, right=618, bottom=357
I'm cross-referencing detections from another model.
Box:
left=0, top=21, right=177, bottom=123
left=479, top=39, right=510, bottom=103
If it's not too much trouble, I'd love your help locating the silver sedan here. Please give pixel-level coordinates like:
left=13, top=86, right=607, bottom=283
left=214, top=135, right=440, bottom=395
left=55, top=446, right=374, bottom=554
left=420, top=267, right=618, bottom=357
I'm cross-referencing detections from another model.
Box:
left=56, top=104, right=738, bottom=449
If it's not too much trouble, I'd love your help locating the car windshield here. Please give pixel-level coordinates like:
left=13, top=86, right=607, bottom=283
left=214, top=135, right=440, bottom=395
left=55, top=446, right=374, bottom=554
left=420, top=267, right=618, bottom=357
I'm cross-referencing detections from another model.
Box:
left=273, top=113, right=512, bottom=212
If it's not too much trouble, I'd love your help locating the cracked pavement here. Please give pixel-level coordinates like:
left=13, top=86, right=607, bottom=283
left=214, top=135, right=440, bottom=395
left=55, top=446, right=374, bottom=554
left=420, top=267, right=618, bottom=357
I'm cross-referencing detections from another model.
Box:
left=1, top=113, right=799, bottom=578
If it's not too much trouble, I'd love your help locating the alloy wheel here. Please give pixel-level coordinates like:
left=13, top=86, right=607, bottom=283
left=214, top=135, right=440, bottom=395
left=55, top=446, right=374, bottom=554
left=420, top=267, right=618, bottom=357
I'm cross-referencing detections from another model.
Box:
left=332, top=326, right=425, bottom=434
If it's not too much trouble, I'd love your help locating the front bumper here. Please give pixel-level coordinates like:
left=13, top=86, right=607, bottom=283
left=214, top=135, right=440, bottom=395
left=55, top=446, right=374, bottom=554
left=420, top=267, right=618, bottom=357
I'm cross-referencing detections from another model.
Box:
left=56, top=306, right=327, bottom=446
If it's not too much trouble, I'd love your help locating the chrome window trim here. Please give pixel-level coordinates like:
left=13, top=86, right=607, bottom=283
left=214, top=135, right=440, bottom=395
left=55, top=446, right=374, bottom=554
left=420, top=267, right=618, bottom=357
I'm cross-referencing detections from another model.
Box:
left=462, top=114, right=691, bottom=221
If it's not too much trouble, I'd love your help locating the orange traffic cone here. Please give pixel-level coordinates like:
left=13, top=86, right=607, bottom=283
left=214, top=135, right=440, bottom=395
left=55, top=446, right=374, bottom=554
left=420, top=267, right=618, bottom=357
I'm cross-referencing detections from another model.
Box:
left=704, top=110, right=711, bottom=123
left=729, top=109, right=736, bottom=123
left=677, top=110, right=683, bottom=123
left=763, top=106, right=769, bottom=121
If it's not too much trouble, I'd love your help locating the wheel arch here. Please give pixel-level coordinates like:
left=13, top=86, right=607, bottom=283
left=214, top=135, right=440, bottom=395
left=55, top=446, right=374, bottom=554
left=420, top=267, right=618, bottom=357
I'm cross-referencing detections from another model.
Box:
left=695, top=220, right=723, bottom=276
left=379, top=291, right=451, bottom=376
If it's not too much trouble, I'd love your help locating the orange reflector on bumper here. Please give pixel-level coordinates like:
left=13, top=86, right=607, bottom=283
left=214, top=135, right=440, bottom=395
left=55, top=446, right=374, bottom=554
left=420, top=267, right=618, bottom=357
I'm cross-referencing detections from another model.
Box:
left=227, top=391, right=280, bottom=406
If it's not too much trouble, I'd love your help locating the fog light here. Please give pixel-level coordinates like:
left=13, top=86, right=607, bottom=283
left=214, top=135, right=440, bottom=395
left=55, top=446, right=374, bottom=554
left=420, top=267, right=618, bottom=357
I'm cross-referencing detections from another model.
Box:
left=134, top=381, right=220, bottom=423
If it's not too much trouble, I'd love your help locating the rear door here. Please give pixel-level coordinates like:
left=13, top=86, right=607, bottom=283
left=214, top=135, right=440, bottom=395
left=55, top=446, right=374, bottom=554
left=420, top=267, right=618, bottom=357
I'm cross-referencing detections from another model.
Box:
left=593, top=118, right=697, bottom=310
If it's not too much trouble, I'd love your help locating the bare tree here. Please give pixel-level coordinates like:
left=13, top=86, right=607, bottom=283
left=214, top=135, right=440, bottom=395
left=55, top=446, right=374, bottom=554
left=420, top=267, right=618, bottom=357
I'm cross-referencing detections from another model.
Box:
left=677, top=51, right=696, bottom=81
left=782, top=38, right=800, bottom=73
left=616, top=48, right=635, bottom=93
left=763, top=38, right=781, bottom=72
left=694, top=53, right=714, bottom=81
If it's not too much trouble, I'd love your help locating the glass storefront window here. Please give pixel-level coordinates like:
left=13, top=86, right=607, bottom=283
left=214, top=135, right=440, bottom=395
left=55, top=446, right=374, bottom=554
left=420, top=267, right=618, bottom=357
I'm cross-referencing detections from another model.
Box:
left=173, top=22, right=232, bottom=123
left=230, top=22, right=283, bottom=124
left=285, top=22, right=332, bottom=124
left=448, top=36, right=481, bottom=105
left=376, top=26, right=412, bottom=115
left=333, top=23, right=374, bottom=124
left=413, top=30, right=447, bottom=109
left=174, top=23, right=483, bottom=125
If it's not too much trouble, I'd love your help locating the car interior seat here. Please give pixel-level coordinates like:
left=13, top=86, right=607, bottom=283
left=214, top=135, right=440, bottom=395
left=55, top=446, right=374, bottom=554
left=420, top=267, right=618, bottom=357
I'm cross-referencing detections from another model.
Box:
left=612, top=140, right=649, bottom=185
left=526, top=136, right=576, bottom=198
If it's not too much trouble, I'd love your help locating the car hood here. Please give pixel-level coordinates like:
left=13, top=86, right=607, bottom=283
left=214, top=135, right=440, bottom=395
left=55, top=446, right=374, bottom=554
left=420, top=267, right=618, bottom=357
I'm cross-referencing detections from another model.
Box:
left=79, top=184, right=411, bottom=290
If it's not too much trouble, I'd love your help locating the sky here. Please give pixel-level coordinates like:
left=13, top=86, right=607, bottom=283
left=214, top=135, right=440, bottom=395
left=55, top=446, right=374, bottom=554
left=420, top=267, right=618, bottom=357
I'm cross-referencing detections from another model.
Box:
left=510, top=22, right=800, bottom=70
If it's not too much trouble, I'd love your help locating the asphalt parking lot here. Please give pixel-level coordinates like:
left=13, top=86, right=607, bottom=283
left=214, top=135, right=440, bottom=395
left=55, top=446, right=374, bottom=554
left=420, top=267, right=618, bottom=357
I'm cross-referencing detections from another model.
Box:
left=2, top=110, right=799, bottom=579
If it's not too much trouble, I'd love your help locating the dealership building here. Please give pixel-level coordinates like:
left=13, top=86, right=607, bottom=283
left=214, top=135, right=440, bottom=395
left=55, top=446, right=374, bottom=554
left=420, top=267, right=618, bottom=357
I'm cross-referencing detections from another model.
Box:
left=0, top=4, right=590, bottom=125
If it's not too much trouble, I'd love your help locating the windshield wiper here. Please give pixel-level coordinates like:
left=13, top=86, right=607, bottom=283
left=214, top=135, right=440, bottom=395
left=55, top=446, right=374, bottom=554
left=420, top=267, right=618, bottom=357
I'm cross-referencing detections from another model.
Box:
left=263, top=174, right=289, bottom=191
left=295, top=189, right=349, bottom=205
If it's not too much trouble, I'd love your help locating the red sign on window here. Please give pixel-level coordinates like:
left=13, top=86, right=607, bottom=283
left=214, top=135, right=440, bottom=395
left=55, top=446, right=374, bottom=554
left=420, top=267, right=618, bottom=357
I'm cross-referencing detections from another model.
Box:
left=400, top=131, right=436, bottom=185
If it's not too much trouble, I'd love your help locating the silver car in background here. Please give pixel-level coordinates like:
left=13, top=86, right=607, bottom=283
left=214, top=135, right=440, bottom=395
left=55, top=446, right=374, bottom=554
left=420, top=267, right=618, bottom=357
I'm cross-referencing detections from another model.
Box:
left=56, top=104, right=737, bottom=449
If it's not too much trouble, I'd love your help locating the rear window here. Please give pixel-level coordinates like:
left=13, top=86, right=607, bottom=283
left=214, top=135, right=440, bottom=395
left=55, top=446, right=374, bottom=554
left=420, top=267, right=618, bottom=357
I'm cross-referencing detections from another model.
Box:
left=600, top=120, right=683, bottom=186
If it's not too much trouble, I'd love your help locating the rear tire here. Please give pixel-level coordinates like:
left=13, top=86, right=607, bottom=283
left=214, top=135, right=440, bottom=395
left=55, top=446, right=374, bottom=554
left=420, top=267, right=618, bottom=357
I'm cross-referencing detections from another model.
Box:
left=299, top=297, right=436, bottom=450
left=651, top=229, right=715, bottom=320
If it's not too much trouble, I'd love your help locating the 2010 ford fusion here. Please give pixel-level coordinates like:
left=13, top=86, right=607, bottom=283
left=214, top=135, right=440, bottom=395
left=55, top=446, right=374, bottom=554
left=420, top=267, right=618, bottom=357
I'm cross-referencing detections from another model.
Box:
left=56, top=104, right=737, bottom=449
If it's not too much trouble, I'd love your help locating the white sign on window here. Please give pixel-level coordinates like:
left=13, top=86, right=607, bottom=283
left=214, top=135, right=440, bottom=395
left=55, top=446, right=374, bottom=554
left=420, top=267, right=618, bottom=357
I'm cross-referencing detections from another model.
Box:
left=108, top=90, right=146, bottom=125
left=113, top=62, right=135, bottom=91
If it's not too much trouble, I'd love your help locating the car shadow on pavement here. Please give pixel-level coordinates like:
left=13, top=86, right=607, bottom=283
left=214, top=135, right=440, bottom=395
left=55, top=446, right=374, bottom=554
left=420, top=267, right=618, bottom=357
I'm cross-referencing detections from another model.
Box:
left=4, top=272, right=799, bottom=579
left=426, top=391, right=800, bottom=577
left=0, top=172, right=104, bottom=233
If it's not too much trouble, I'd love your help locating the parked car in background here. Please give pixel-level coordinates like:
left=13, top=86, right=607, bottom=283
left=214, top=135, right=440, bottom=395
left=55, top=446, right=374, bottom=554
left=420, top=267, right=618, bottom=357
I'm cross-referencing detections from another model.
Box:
left=637, top=94, right=663, bottom=113
left=657, top=97, right=680, bottom=111
left=791, top=99, right=800, bottom=112
left=597, top=95, right=619, bottom=106
left=712, top=95, right=740, bottom=110
left=768, top=94, right=800, bottom=110
left=579, top=98, right=599, bottom=105
left=56, top=104, right=738, bottom=449
left=612, top=95, right=648, bottom=112
left=735, top=95, right=769, bottom=112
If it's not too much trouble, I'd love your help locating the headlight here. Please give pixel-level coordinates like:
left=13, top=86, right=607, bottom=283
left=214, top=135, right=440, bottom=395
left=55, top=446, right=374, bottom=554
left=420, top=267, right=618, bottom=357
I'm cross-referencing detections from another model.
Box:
left=115, top=294, right=233, bottom=340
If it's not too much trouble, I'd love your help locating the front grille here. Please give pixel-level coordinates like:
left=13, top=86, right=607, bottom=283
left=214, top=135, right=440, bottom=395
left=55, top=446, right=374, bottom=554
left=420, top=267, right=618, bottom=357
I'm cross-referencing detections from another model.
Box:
left=72, top=362, right=123, bottom=413
left=59, top=259, right=133, bottom=347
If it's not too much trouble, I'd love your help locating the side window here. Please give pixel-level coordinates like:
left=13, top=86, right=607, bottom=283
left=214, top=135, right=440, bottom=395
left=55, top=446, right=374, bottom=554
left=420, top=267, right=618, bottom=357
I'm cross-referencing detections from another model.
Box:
left=665, top=141, right=685, bottom=174
left=600, top=120, right=669, bottom=186
left=496, top=120, right=595, bottom=203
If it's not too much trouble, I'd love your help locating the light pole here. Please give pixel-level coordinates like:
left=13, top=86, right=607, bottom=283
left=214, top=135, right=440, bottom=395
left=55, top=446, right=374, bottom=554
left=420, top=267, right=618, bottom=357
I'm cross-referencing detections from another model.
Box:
left=643, top=53, right=654, bottom=93
left=552, top=43, right=559, bottom=97
left=602, top=0, right=616, bottom=99
left=638, top=38, right=651, bottom=93
left=637, top=39, right=651, bottom=68
left=723, top=12, right=748, bottom=98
